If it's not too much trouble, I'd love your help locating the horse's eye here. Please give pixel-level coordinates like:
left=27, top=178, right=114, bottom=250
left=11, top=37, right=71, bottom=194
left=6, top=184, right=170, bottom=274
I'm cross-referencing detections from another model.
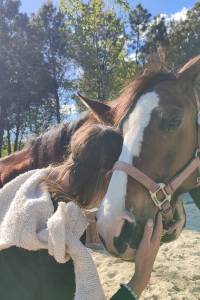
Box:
left=155, top=106, right=183, bottom=132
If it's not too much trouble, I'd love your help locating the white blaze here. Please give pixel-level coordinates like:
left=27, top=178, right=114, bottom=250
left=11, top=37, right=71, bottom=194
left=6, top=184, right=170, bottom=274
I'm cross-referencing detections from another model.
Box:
left=97, top=92, right=160, bottom=220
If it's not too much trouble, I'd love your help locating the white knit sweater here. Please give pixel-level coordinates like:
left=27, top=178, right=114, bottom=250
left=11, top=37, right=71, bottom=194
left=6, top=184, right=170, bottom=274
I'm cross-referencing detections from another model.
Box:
left=0, top=169, right=105, bottom=300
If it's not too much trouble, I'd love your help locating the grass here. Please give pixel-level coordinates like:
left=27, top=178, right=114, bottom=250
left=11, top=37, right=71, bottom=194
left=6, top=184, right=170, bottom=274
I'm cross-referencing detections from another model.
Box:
left=1, top=144, right=15, bottom=157
left=2, top=148, right=8, bottom=157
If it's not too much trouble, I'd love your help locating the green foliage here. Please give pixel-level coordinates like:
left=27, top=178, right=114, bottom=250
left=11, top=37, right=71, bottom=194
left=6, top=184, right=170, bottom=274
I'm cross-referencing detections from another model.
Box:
left=141, top=15, right=168, bottom=64
left=0, top=0, right=70, bottom=154
left=61, top=0, right=136, bottom=103
left=129, top=4, right=151, bottom=64
left=140, top=3, right=200, bottom=68
left=166, top=2, right=200, bottom=66
left=30, top=2, right=73, bottom=123
left=0, top=0, right=49, bottom=153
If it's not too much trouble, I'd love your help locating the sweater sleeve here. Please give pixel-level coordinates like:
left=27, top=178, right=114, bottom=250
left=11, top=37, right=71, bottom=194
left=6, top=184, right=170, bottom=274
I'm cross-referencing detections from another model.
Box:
left=110, top=285, right=137, bottom=300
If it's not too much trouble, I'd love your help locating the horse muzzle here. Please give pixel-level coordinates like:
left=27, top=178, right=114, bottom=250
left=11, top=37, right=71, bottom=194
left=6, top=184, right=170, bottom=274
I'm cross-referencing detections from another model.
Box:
left=96, top=209, right=143, bottom=261
left=96, top=198, right=186, bottom=260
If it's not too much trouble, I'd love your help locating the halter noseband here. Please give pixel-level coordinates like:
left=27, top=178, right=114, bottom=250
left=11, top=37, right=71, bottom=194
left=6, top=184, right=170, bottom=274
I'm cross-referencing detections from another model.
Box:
left=113, top=88, right=200, bottom=229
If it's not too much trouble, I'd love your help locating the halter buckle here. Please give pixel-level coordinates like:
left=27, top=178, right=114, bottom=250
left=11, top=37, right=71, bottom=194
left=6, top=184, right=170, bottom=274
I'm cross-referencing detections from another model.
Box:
left=149, top=183, right=172, bottom=209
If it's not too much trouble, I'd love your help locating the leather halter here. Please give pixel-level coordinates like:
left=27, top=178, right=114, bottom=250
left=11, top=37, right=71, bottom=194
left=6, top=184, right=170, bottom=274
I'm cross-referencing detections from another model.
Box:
left=113, top=88, right=200, bottom=229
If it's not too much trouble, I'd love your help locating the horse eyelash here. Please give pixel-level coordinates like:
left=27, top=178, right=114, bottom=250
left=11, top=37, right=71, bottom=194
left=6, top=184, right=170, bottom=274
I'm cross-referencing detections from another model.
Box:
left=160, top=118, right=182, bottom=132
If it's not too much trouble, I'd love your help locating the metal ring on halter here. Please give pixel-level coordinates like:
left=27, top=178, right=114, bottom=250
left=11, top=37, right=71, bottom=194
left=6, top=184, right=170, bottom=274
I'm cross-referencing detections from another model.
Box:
left=149, top=183, right=172, bottom=210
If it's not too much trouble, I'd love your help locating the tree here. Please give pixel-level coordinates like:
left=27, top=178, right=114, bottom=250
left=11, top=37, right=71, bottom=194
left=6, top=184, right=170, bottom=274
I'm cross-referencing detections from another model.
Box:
left=129, top=4, right=151, bottom=65
left=166, top=2, right=200, bottom=67
left=61, top=0, right=136, bottom=102
left=0, top=0, right=55, bottom=155
left=141, top=15, right=168, bottom=64
left=142, top=3, right=200, bottom=69
left=0, top=0, right=30, bottom=155
left=30, top=2, right=72, bottom=123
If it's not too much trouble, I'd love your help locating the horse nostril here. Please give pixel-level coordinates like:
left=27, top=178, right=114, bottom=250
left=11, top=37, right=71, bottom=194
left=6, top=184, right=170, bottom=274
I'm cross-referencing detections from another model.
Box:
left=113, top=220, right=143, bottom=255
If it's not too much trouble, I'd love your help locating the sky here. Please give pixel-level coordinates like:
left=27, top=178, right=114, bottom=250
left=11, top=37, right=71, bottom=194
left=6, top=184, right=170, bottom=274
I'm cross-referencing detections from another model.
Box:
left=134, top=0, right=196, bottom=15
left=21, top=0, right=59, bottom=14
left=20, top=0, right=197, bottom=16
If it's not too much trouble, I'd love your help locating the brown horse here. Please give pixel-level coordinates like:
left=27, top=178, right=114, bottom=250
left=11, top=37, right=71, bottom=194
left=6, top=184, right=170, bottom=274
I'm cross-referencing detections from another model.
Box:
left=94, top=55, right=200, bottom=260
left=1, top=56, right=200, bottom=261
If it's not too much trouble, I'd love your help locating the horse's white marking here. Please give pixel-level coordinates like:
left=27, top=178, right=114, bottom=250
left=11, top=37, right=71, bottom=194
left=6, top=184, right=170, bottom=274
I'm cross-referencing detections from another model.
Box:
left=97, top=92, right=160, bottom=221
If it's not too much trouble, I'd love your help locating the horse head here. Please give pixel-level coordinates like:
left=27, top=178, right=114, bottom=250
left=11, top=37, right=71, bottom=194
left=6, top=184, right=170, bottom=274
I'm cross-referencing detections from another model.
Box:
left=80, top=56, right=200, bottom=260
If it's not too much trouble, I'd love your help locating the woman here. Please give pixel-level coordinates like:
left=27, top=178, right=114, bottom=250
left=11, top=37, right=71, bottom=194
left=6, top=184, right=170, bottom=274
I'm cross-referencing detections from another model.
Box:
left=0, top=124, right=162, bottom=299
left=46, top=124, right=163, bottom=299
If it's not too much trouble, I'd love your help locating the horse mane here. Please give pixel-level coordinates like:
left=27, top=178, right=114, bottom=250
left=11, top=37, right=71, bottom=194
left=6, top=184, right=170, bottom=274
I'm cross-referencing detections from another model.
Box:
left=112, top=71, right=177, bottom=126
left=0, top=112, right=90, bottom=187
left=27, top=112, right=90, bottom=168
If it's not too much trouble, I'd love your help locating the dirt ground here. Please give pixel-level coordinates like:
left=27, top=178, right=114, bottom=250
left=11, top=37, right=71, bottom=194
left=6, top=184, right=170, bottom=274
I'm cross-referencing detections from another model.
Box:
left=91, top=194, right=200, bottom=299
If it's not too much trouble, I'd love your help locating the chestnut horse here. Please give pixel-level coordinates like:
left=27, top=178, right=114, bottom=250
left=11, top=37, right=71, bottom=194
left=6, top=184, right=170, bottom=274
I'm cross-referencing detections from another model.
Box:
left=0, top=56, right=200, bottom=261
left=95, top=56, right=200, bottom=260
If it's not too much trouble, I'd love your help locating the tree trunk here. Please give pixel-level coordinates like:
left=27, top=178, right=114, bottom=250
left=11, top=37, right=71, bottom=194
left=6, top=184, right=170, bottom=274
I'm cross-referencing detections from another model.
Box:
left=55, top=87, right=61, bottom=124
left=0, top=106, right=5, bottom=158
left=0, top=127, right=4, bottom=158
left=14, top=124, right=20, bottom=152
left=135, top=28, right=140, bottom=65
left=7, top=128, right=11, bottom=155
left=14, top=107, right=21, bottom=152
left=18, top=126, right=26, bottom=150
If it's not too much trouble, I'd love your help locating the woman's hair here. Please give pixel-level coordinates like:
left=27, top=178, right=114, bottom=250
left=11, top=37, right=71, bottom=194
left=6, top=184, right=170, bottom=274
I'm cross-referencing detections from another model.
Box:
left=46, top=124, right=123, bottom=208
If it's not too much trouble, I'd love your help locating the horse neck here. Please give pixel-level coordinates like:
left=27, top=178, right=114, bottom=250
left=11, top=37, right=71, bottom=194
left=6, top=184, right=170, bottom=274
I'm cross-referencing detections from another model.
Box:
left=0, top=148, right=34, bottom=187
left=0, top=113, right=91, bottom=187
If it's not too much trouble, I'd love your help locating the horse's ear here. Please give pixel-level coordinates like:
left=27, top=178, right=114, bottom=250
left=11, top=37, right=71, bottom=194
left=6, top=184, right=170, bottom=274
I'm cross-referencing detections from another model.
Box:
left=178, top=55, right=200, bottom=83
left=77, top=93, right=112, bottom=124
